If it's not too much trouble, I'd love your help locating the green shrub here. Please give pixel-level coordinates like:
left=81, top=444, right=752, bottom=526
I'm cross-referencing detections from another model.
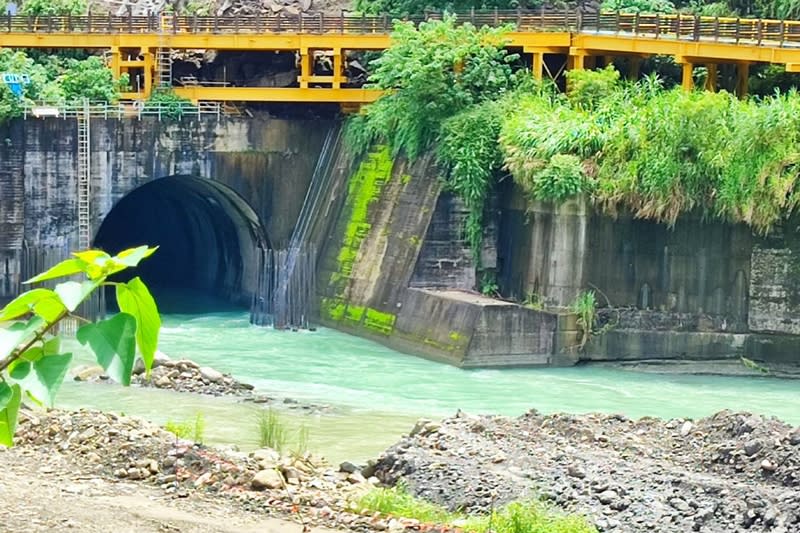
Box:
left=256, top=408, right=310, bottom=454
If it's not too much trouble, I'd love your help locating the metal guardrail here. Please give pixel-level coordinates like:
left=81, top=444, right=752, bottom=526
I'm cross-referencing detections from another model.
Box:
left=21, top=100, right=222, bottom=120
left=2, top=10, right=800, bottom=47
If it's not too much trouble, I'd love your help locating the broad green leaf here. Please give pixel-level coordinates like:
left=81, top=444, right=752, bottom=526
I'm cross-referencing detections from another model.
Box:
left=32, top=293, right=67, bottom=323
left=42, top=337, right=60, bottom=355
left=24, top=258, right=88, bottom=284
left=116, top=277, right=160, bottom=374
left=0, top=382, right=21, bottom=447
left=9, top=353, right=72, bottom=407
left=54, top=280, right=98, bottom=312
left=0, top=316, right=44, bottom=361
left=18, top=345, right=44, bottom=363
left=72, top=250, right=110, bottom=264
left=8, top=361, right=30, bottom=380
left=113, top=246, right=158, bottom=268
left=0, top=382, right=11, bottom=410
left=76, top=313, right=136, bottom=386
left=0, top=289, right=55, bottom=321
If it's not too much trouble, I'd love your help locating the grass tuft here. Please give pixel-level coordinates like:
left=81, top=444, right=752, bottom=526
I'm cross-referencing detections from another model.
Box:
left=356, top=484, right=597, bottom=533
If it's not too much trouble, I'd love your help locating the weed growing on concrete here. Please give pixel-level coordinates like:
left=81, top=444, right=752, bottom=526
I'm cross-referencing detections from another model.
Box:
left=571, top=290, right=597, bottom=350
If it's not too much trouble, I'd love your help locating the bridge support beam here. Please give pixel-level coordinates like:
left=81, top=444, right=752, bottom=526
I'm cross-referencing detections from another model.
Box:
left=736, top=62, right=750, bottom=98
left=568, top=50, right=586, bottom=71
left=298, top=48, right=311, bottom=89
left=531, top=51, right=544, bottom=81
left=143, top=49, right=154, bottom=98
left=332, top=48, right=344, bottom=89
left=680, top=60, right=694, bottom=91
left=109, top=46, right=121, bottom=80
left=704, top=63, right=718, bottom=92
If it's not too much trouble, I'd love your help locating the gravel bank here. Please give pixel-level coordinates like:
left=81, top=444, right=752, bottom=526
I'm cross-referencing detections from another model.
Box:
left=372, top=410, right=800, bottom=532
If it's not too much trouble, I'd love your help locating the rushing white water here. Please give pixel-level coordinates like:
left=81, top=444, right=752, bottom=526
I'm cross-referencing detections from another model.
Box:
left=56, top=310, right=800, bottom=463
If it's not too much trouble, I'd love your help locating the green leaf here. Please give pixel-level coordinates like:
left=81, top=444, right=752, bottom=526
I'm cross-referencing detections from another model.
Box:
left=18, top=345, right=44, bottom=363
left=32, top=293, right=67, bottom=323
left=113, top=246, right=158, bottom=267
left=42, top=336, right=60, bottom=355
left=9, top=353, right=73, bottom=407
left=0, top=382, right=21, bottom=447
left=24, top=258, right=88, bottom=284
left=54, top=280, right=98, bottom=312
left=0, top=289, right=55, bottom=321
left=0, top=316, right=44, bottom=361
left=116, top=277, right=160, bottom=375
left=76, top=313, right=136, bottom=386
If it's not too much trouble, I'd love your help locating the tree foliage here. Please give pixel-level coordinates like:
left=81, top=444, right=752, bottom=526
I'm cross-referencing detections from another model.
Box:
left=0, top=49, right=126, bottom=122
left=354, top=0, right=542, bottom=16
left=0, top=246, right=160, bottom=446
left=345, top=16, right=523, bottom=262
left=501, top=68, right=800, bottom=232
left=347, top=16, right=521, bottom=160
left=20, top=0, right=87, bottom=16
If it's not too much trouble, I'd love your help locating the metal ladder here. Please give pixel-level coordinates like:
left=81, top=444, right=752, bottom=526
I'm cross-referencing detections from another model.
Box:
left=156, top=16, right=172, bottom=88
left=156, top=48, right=172, bottom=88
left=76, top=100, right=91, bottom=250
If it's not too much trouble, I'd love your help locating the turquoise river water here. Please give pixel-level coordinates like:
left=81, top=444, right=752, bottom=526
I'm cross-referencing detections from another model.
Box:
left=57, top=310, right=800, bottom=463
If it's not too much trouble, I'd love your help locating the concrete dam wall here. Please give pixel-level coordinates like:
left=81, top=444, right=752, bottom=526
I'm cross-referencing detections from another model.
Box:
left=2, top=116, right=800, bottom=368
left=0, top=115, right=330, bottom=304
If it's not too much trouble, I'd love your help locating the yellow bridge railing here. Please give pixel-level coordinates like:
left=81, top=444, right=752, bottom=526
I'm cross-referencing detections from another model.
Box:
left=3, top=10, right=800, bottom=105
left=2, top=10, right=800, bottom=46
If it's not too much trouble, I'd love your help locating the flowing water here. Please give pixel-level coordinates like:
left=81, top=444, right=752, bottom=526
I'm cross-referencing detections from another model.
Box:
left=57, top=310, right=800, bottom=464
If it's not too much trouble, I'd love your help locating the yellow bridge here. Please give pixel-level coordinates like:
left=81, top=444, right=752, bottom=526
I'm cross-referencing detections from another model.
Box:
left=3, top=10, right=800, bottom=106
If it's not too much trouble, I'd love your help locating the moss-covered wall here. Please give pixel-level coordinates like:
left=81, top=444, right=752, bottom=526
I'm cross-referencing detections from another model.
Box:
left=316, top=146, right=439, bottom=339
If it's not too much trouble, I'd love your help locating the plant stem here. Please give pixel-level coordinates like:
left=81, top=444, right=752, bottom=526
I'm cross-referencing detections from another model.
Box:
left=0, top=310, right=68, bottom=374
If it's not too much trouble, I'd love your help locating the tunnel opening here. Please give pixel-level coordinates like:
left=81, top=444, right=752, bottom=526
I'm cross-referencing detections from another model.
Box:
left=94, top=175, right=269, bottom=313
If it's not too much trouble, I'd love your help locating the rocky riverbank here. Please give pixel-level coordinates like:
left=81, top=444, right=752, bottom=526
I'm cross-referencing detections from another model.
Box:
left=372, top=410, right=800, bottom=532
left=4, top=408, right=421, bottom=532
left=72, top=352, right=256, bottom=397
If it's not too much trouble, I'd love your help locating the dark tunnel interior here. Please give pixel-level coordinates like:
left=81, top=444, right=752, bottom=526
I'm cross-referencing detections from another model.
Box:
left=94, top=176, right=268, bottom=313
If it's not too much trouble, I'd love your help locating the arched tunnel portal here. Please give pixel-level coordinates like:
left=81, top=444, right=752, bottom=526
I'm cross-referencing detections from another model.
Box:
left=94, top=175, right=269, bottom=312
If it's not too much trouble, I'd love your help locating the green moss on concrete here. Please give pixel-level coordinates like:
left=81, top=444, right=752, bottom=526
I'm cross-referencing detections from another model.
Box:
left=321, top=145, right=398, bottom=334
left=335, top=145, right=394, bottom=278
left=321, top=297, right=396, bottom=335
left=364, top=308, right=397, bottom=335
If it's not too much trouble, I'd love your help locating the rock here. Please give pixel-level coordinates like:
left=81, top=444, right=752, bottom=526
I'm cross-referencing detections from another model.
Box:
left=760, top=459, right=777, bottom=472
left=789, top=429, right=800, bottom=446
left=409, top=419, right=432, bottom=437
left=680, top=421, right=693, bottom=437
left=155, top=376, right=172, bottom=388
left=339, top=461, right=359, bottom=474
left=567, top=465, right=586, bottom=479
left=744, top=439, right=763, bottom=456
left=199, top=367, right=224, bottom=383
left=251, top=469, right=284, bottom=490
left=598, top=490, right=618, bottom=505
left=73, top=365, right=105, bottom=382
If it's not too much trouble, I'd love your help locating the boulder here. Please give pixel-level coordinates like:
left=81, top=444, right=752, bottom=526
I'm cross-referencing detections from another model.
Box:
left=251, top=468, right=284, bottom=490
left=199, top=366, right=224, bottom=383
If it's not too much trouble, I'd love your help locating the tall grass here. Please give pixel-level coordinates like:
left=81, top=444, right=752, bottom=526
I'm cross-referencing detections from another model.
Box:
left=256, top=408, right=311, bottom=454
left=356, top=485, right=597, bottom=533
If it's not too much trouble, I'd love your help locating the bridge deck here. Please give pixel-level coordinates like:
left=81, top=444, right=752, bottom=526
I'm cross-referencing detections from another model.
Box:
left=2, top=11, right=799, bottom=104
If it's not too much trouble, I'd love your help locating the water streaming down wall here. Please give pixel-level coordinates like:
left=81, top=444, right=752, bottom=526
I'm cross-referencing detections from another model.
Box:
left=250, top=124, right=343, bottom=328
left=18, top=245, right=106, bottom=334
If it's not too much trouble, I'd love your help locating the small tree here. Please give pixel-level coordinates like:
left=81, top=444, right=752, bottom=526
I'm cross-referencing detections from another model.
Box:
left=0, top=246, right=160, bottom=446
